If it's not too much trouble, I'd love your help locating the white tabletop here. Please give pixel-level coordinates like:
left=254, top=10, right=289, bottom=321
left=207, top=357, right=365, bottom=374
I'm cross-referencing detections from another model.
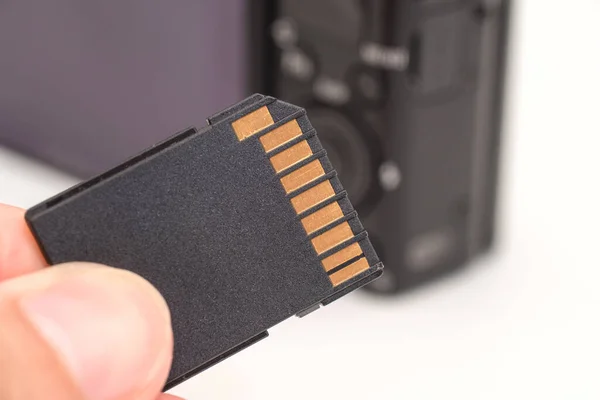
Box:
left=1, top=1, right=599, bottom=399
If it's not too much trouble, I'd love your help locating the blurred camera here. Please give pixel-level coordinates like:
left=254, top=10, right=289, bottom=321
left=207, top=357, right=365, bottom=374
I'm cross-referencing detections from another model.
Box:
left=254, top=0, right=512, bottom=293
left=0, top=0, right=510, bottom=294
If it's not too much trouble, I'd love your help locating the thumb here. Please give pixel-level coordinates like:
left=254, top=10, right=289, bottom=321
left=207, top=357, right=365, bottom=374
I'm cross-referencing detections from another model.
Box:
left=0, top=263, right=174, bottom=400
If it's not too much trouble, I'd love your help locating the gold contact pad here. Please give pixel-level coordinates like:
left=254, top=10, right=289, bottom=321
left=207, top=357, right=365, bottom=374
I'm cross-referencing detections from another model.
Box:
left=329, top=257, right=370, bottom=286
left=290, top=180, right=336, bottom=214
left=260, top=119, right=302, bottom=152
left=269, top=140, right=313, bottom=173
left=231, top=106, right=274, bottom=141
left=300, top=202, right=344, bottom=235
left=280, top=160, right=325, bottom=194
left=311, top=221, right=354, bottom=255
left=321, top=242, right=363, bottom=272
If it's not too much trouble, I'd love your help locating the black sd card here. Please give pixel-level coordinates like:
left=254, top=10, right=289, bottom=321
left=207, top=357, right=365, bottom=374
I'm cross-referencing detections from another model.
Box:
left=25, top=94, right=383, bottom=390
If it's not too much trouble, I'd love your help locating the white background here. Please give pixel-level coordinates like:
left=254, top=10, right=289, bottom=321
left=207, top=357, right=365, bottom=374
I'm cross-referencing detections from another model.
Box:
left=1, top=1, right=599, bottom=399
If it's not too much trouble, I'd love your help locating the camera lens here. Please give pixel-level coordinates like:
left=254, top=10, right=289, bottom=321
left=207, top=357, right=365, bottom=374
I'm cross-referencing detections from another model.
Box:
left=307, top=109, right=374, bottom=207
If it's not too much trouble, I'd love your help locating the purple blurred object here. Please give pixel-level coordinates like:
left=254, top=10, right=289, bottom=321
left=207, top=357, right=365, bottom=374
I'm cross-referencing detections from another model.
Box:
left=0, top=0, right=248, bottom=177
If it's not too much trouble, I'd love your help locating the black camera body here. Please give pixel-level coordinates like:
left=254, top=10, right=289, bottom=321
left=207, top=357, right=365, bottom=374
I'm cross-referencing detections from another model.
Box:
left=253, top=0, right=511, bottom=293
left=1, top=0, right=510, bottom=294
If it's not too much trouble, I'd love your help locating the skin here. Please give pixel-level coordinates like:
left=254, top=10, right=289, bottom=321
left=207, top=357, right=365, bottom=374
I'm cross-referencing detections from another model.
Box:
left=0, top=203, right=185, bottom=400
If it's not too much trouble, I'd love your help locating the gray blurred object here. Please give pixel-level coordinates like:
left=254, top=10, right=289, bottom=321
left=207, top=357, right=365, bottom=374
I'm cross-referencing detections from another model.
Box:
left=0, top=0, right=247, bottom=177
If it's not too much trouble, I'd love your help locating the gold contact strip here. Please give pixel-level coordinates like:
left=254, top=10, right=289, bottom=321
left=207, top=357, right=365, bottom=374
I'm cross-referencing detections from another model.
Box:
left=231, top=104, right=371, bottom=285
left=321, top=242, right=363, bottom=272
left=329, top=257, right=370, bottom=286
left=269, top=140, right=313, bottom=173
left=231, top=106, right=274, bottom=141
left=280, top=160, right=325, bottom=194
left=300, top=201, right=344, bottom=235
left=260, top=119, right=303, bottom=152
left=311, top=221, right=354, bottom=255
left=291, top=180, right=336, bottom=214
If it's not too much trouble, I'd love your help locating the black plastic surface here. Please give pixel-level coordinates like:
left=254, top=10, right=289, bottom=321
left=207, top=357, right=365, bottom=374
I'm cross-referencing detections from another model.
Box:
left=26, top=94, right=383, bottom=389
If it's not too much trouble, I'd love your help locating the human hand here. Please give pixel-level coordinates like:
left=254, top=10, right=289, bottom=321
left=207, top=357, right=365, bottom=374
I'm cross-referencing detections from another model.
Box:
left=0, top=204, right=183, bottom=400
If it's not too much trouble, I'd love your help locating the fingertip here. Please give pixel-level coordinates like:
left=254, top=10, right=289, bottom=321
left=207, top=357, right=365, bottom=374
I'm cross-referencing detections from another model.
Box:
left=1, top=263, right=174, bottom=400
left=159, top=395, right=186, bottom=400
left=0, top=203, right=46, bottom=280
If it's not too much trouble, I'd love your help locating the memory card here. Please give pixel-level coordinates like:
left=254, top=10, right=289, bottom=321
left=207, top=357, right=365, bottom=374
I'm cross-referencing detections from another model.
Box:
left=25, top=94, right=383, bottom=390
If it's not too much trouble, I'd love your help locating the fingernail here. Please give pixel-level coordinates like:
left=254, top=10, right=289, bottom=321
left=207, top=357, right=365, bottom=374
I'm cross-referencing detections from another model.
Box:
left=19, top=270, right=172, bottom=400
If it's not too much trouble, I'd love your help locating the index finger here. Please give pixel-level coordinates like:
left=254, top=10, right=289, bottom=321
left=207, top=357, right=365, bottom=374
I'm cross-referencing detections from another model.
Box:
left=0, top=203, right=46, bottom=281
